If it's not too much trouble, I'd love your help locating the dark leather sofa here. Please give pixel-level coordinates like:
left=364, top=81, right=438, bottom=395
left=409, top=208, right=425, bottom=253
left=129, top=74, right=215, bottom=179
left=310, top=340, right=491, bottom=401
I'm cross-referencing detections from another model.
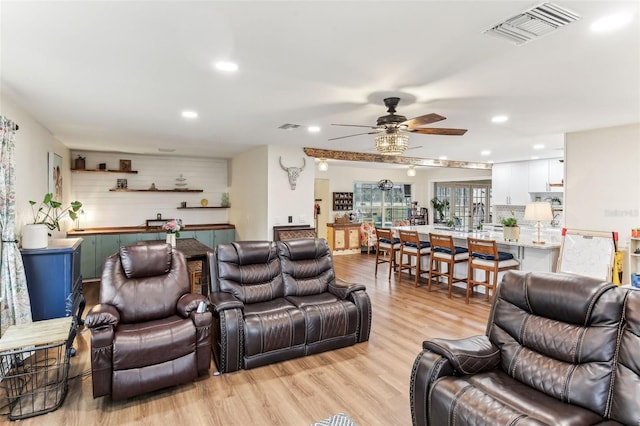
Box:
left=85, top=243, right=212, bottom=400
left=207, top=238, right=371, bottom=373
left=410, top=271, right=640, bottom=426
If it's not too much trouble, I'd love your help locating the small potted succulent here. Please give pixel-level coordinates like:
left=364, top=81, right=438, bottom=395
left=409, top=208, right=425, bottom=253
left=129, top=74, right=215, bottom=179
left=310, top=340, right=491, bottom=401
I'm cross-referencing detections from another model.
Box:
left=500, top=210, right=520, bottom=242
left=23, top=193, right=83, bottom=249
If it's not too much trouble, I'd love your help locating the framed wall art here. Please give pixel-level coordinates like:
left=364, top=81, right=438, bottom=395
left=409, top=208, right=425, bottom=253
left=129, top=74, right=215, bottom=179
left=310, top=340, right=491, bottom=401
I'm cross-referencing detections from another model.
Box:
left=119, top=159, right=132, bottom=171
left=48, top=151, right=63, bottom=201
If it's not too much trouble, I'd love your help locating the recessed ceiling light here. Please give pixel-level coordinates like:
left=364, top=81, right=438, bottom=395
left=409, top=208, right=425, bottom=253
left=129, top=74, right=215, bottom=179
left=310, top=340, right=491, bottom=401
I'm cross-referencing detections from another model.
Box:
left=491, top=115, right=508, bottom=123
left=181, top=110, right=198, bottom=119
left=591, top=13, right=632, bottom=32
left=438, top=155, right=448, bottom=160
left=214, top=61, right=239, bottom=72
left=481, top=150, right=491, bottom=156
left=307, top=126, right=321, bottom=133
left=533, top=144, right=545, bottom=150
left=531, top=156, right=540, bottom=160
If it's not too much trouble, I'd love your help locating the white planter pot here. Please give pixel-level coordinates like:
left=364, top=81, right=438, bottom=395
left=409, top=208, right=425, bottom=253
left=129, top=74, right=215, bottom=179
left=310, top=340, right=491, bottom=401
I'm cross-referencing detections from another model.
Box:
left=22, top=224, right=49, bottom=249
left=503, top=226, right=520, bottom=242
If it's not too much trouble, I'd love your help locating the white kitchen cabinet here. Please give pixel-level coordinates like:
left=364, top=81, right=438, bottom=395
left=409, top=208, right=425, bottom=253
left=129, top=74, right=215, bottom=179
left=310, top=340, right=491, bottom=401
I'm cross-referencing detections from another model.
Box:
left=528, top=158, right=564, bottom=193
left=492, top=162, right=529, bottom=205
left=528, top=160, right=549, bottom=193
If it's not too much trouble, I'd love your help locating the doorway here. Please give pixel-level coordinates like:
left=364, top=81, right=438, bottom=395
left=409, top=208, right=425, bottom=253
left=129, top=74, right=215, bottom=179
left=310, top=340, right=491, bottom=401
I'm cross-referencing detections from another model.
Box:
left=314, top=179, right=330, bottom=240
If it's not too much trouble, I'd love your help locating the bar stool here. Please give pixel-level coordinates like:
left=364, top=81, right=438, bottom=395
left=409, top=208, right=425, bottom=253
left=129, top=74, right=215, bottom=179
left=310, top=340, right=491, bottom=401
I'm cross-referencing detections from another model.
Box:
left=428, top=233, right=469, bottom=298
left=466, top=237, right=520, bottom=304
left=374, top=228, right=401, bottom=280
left=397, top=229, right=431, bottom=287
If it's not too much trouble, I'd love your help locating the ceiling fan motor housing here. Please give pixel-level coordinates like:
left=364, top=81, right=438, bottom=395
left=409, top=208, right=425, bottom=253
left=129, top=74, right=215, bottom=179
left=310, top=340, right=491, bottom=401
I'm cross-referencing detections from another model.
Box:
left=377, top=97, right=407, bottom=127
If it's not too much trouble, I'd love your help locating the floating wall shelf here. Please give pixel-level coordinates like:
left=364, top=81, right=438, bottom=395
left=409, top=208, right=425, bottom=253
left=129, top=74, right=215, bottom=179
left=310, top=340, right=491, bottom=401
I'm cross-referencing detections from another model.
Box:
left=72, top=169, right=139, bottom=174
left=177, top=206, right=229, bottom=209
left=109, top=189, right=203, bottom=193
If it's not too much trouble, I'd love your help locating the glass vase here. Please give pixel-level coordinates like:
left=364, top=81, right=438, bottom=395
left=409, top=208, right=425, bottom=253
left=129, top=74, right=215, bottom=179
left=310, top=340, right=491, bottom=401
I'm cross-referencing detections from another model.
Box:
left=166, top=233, right=176, bottom=247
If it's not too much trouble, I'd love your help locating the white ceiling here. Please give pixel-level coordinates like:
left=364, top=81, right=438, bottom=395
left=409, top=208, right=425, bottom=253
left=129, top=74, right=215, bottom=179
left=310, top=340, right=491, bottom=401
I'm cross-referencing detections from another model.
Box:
left=1, top=1, right=639, bottom=166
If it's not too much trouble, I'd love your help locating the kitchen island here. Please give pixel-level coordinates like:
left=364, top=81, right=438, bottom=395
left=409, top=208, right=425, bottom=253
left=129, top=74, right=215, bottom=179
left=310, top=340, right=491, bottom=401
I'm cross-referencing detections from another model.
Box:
left=394, top=224, right=561, bottom=274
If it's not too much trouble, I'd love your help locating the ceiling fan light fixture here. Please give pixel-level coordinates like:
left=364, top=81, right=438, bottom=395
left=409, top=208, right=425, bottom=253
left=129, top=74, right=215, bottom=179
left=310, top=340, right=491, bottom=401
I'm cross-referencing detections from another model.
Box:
left=317, top=158, right=329, bottom=171
left=375, top=132, right=409, bottom=155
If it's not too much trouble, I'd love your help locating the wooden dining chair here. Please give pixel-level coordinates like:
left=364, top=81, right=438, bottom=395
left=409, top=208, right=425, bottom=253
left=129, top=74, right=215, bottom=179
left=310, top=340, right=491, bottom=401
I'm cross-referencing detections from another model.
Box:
left=428, top=233, right=469, bottom=298
left=397, top=229, right=431, bottom=287
left=466, top=237, right=520, bottom=304
left=374, top=227, right=401, bottom=280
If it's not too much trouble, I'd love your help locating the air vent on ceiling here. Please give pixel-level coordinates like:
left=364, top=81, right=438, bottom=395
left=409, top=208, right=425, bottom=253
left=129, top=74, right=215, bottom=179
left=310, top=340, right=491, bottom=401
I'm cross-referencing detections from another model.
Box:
left=484, top=2, right=581, bottom=45
left=278, top=123, right=301, bottom=130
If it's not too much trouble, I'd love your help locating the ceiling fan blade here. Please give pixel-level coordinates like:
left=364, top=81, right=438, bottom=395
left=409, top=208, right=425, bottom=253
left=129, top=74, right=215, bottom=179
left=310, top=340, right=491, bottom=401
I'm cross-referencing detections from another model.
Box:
left=401, top=113, right=446, bottom=129
left=410, top=127, right=468, bottom=136
left=332, top=123, right=379, bottom=129
left=328, top=131, right=380, bottom=141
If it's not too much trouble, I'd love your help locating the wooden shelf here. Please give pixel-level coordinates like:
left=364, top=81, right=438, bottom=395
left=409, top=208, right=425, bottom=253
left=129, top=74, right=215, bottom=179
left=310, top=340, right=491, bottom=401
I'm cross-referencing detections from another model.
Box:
left=177, top=206, right=229, bottom=209
left=72, top=169, right=138, bottom=174
left=109, top=189, right=203, bottom=192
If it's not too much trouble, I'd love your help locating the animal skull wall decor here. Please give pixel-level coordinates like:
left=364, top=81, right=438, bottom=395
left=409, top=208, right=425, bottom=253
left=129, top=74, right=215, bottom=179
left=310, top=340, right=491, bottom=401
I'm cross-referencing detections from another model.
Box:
left=279, top=156, right=306, bottom=190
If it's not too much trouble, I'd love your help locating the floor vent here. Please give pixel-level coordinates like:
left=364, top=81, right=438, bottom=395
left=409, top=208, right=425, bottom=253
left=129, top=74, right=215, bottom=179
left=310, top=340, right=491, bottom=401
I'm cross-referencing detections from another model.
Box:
left=484, top=2, right=581, bottom=45
left=278, top=123, right=301, bottom=130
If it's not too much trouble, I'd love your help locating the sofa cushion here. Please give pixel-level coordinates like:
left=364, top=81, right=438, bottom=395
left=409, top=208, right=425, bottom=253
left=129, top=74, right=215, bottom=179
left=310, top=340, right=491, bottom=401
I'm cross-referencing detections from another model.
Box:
left=216, top=241, right=284, bottom=304
left=286, top=292, right=339, bottom=308
left=278, top=239, right=336, bottom=297
left=244, top=307, right=306, bottom=356
left=119, top=243, right=172, bottom=278
left=489, top=271, right=624, bottom=418
left=113, top=315, right=196, bottom=370
left=243, top=298, right=297, bottom=315
left=296, top=299, right=359, bottom=343
left=430, top=370, right=604, bottom=425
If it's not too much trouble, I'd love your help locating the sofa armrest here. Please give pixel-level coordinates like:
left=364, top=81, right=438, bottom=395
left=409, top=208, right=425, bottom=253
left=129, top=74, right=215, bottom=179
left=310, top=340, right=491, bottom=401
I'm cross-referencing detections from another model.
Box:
left=85, top=303, right=120, bottom=330
left=209, top=292, right=244, bottom=313
left=422, top=335, right=500, bottom=375
left=177, top=293, right=208, bottom=317
left=329, top=278, right=366, bottom=299
left=410, top=349, right=456, bottom=426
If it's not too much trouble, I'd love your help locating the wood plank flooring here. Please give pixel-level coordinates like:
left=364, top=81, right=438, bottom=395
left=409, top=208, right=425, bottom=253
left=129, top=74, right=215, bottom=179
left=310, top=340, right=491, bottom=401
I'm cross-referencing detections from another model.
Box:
left=1, top=252, right=491, bottom=425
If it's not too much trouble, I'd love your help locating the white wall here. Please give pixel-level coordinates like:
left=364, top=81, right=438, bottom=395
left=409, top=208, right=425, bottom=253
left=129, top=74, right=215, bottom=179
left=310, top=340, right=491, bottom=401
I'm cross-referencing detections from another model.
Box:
left=565, top=123, right=640, bottom=255
left=229, top=146, right=268, bottom=240
left=267, top=146, right=314, bottom=234
left=70, top=150, right=229, bottom=228
left=2, top=95, right=72, bottom=238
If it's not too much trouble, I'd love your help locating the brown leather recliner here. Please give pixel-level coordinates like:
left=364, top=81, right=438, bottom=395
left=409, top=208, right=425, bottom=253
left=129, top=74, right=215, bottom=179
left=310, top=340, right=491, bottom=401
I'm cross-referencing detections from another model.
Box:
left=85, top=243, right=212, bottom=400
left=208, top=238, right=371, bottom=373
left=410, top=271, right=640, bottom=425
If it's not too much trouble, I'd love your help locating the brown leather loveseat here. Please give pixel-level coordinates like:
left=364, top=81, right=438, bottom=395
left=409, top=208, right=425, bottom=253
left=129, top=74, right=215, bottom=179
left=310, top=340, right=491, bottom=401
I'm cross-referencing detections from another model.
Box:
left=86, top=243, right=212, bottom=400
left=410, top=271, right=640, bottom=425
left=207, top=238, right=371, bottom=373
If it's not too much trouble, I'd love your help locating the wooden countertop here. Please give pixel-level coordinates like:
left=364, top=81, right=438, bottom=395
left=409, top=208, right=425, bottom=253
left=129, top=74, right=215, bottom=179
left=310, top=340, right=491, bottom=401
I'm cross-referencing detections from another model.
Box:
left=327, top=222, right=361, bottom=228
left=67, top=223, right=235, bottom=236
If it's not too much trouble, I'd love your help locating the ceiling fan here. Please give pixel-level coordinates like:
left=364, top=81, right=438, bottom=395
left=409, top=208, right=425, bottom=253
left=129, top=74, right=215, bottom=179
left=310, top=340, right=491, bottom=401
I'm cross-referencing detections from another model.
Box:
left=330, top=97, right=467, bottom=155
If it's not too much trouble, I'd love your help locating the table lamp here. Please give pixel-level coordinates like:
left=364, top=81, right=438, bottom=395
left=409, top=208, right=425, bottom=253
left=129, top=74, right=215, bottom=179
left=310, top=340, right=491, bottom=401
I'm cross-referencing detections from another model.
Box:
left=525, top=202, right=554, bottom=244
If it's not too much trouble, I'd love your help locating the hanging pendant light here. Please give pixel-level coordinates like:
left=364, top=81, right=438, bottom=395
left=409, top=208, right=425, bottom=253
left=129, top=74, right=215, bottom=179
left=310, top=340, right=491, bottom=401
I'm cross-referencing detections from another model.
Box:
left=377, top=179, right=394, bottom=191
left=317, top=158, right=329, bottom=171
left=407, top=165, right=416, bottom=176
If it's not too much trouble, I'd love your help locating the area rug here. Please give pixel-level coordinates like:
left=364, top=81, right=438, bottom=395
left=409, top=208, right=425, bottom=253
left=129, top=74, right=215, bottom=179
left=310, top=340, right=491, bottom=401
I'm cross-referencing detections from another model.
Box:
left=312, top=412, right=356, bottom=426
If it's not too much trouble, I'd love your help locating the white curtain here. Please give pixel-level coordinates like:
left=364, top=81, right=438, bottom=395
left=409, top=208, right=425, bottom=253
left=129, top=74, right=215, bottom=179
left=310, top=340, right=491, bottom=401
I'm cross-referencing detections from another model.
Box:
left=0, top=116, right=32, bottom=335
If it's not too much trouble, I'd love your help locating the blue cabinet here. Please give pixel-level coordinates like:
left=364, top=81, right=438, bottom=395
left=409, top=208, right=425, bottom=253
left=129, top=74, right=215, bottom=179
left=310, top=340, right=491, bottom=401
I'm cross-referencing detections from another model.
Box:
left=21, top=238, right=85, bottom=323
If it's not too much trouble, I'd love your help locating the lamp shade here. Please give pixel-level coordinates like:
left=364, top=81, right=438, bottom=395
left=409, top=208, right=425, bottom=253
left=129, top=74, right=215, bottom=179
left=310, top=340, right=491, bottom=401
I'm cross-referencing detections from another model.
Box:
left=317, top=159, right=329, bottom=171
left=524, top=202, right=553, bottom=221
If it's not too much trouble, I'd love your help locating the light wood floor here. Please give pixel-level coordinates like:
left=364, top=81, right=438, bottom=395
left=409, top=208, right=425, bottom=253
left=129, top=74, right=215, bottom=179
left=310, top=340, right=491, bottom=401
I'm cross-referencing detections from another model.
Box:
left=2, top=252, right=491, bottom=425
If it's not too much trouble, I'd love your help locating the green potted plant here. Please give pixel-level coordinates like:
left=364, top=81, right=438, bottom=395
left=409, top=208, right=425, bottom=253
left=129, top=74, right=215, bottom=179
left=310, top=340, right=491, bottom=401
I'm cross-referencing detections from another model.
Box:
left=22, top=193, right=82, bottom=249
left=430, top=197, right=449, bottom=223
left=500, top=210, right=520, bottom=241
